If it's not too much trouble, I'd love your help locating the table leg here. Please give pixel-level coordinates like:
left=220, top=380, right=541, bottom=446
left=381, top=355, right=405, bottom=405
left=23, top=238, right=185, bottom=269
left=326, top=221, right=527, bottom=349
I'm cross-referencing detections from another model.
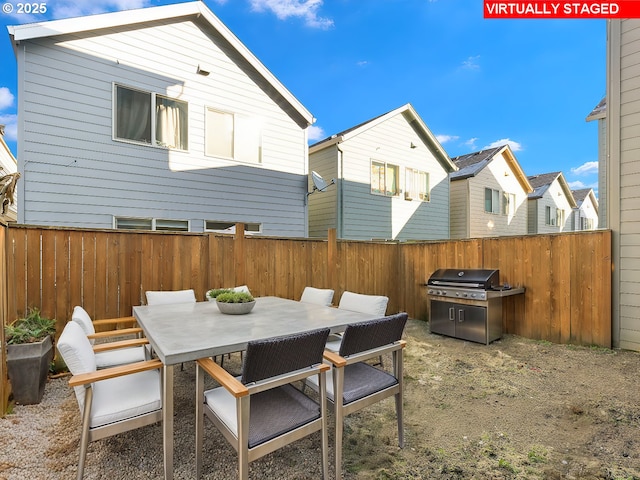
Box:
left=163, top=364, right=174, bottom=480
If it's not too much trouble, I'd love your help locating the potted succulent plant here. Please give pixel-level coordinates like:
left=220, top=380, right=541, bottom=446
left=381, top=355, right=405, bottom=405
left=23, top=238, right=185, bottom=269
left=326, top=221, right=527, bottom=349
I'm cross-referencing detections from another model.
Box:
left=206, top=288, right=232, bottom=302
left=214, top=291, right=256, bottom=315
left=5, top=307, right=56, bottom=405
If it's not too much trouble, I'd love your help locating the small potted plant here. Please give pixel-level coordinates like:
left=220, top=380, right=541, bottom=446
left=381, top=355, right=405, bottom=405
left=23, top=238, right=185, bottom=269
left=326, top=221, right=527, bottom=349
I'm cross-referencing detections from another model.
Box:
left=206, top=288, right=232, bottom=302
left=5, top=307, right=56, bottom=405
left=214, top=291, right=256, bottom=315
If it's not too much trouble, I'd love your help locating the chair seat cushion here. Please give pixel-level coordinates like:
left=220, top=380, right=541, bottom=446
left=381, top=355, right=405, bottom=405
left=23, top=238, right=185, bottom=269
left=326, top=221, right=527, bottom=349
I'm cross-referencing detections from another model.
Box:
left=204, top=384, right=321, bottom=448
left=308, top=363, right=398, bottom=405
left=95, top=347, right=146, bottom=369
left=90, top=370, right=161, bottom=428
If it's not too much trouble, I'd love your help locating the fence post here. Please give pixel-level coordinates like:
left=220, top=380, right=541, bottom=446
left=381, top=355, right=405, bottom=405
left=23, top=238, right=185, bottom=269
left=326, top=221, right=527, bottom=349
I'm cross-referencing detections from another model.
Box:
left=1, top=222, right=8, bottom=414
left=235, top=223, right=246, bottom=287
left=328, top=228, right=337, bottom=294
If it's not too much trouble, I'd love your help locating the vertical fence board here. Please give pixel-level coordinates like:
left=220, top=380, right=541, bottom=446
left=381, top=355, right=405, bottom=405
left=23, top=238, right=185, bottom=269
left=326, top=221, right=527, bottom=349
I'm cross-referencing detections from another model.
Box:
left=1, top=225, right=8, bottom=413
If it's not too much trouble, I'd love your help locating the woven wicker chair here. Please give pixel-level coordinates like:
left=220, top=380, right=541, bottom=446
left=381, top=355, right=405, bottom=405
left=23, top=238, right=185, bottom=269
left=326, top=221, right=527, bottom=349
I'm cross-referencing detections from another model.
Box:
left=57, top=321, right=163, bottom=480
left=306, top=312, right=408, bottom=479
left=195, top=327, right=331, bottom=480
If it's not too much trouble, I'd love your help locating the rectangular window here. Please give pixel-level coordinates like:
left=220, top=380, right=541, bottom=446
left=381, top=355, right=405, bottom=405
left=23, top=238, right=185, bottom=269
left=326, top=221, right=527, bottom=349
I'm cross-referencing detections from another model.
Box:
left=115, top=85, right=188, bottom=150
left=545, top=206, right=556, bottom=226
left=205, top=221, right=261, bottom=234
left=557, top=209, right=565, bottom=227
left=205, top=108, right=262, bottom=163
left=502, top=192, right=516, bottom=215
left=484, top=188, right=500, bottom=214
left=581, top=217, right=594, bottom=230
left=405, top=168, right=430, bottom=201
left=114, top=217, right=189, bottom=231
left=371, top=161, right=399, bottom=196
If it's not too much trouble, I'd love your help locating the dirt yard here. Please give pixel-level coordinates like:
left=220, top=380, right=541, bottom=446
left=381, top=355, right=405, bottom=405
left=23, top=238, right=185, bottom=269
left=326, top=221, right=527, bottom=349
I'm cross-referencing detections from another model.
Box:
left=346, top=319, right=640, bottom=479
left=2, top=318, right=639, bottom=480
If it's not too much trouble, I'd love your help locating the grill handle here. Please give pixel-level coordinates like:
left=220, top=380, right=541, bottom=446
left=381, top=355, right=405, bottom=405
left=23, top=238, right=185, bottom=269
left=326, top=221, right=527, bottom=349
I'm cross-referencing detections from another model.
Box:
left=458, top=309, right=464, bottom=323
left=448, top=307, right=455, bottom=321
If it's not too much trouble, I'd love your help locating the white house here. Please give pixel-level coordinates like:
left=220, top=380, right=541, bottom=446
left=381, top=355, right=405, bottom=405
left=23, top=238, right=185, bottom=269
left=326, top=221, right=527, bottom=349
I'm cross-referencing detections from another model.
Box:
left=0, top=125, right=18, bottom=222
left=586, top=97, right=607, bottom=228
left=449, top=145, right=532, bottom=239
left=308, top=104, right=456, bottom=241
left=571, top=188, right=598, bottom=231
left=7, top=2, right=314, bottom=236
left=527, top=172, right=577, bottom=234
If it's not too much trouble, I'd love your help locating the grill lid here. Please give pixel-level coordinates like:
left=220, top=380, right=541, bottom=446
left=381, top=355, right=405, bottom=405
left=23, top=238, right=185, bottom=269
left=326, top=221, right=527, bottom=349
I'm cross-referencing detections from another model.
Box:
left=428, top=268, right=500, bottom=289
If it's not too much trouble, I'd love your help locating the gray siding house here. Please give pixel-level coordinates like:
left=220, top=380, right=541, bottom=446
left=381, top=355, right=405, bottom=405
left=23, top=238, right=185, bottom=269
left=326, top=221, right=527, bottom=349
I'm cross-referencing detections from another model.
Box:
left=586, top=97, right=607, bottom=229
left=308, top=104, right=456, bottom=241
left=606, top=19, right=640, bottom=351
left=571, top=188, right=598, bottom=231
left=7, top=2, right=314, bottom=236
left=527, top=172, right=577, bottom=234
left=450, top=145, right=532, bottom=239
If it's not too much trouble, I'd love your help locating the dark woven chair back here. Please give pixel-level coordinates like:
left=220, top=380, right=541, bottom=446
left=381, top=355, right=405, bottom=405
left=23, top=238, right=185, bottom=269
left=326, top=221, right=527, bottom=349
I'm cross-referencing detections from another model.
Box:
left=242, top=327, right=330, bottom=384
left=339, top=312, right=408, bottom=358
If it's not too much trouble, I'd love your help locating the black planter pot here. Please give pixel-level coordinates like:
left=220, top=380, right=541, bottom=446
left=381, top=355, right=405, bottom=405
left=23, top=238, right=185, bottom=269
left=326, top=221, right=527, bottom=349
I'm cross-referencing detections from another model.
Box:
left=6, top=336, right=54, bottom=405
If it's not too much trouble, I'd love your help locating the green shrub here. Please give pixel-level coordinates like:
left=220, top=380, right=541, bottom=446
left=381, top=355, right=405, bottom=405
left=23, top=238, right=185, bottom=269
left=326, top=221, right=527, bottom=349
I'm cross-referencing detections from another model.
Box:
left=215, top=292, right=254, bottom=303
left=206, top=288, right=233, bottom=299
left=5, top=308, right=56, bottom=344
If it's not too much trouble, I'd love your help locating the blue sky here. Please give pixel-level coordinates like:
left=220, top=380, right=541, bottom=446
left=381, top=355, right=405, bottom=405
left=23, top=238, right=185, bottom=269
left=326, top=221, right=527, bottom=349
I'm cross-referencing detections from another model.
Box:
left=0, top=0, right=605, bottom=193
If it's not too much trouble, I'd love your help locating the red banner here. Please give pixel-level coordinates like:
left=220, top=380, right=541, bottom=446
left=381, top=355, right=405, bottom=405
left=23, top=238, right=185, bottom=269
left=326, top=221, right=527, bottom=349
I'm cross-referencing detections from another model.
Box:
left=484, top=1, right=640, bottom=18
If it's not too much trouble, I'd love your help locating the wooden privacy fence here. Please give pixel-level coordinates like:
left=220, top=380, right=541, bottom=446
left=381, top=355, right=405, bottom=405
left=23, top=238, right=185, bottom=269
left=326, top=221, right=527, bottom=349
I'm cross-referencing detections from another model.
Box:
left=1, top=224, right=611, bottom=411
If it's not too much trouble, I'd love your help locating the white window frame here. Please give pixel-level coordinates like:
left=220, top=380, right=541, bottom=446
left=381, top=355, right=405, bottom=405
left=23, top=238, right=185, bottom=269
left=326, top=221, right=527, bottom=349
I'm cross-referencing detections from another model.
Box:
left=113, top=84, right=188, bottom=151
left=484, top=188, right=500, bottom=214
left=205, top=221, right=262, bottom=234
left=205, top=107, right=262, bottom=164
left=502, top=192, right=516, bottom=216
left=371, top=160, right=400, bottom=197
left=405, top=168, right=430, bottom=202
left=545, top=206, right=557, bottom=226
left=114, top=217, right=190, bottom=232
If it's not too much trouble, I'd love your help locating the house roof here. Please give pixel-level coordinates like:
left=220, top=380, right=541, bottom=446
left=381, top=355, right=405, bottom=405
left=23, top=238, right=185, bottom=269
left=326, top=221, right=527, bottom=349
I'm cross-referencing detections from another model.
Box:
left=571, top=188, right=599, bottom=213
left=527, top=171, right=577, bottom=208
left=450, top=145, right=533, bottom=193
left=586, top=97, right=606, bottom=122
left=309, top=103, right=457, bottom=173
left=6, top=1, right=314, bottom=127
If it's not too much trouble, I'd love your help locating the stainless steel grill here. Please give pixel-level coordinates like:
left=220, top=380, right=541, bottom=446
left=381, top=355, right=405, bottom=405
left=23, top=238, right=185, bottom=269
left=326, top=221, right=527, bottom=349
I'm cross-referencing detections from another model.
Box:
left=426, top=268, right=524, bottom=345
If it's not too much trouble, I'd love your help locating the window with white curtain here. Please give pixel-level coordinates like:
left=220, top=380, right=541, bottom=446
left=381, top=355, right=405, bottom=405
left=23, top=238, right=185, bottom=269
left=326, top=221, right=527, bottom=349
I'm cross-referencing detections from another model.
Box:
left=114, top=217, right=189, bottom=231
left=502, top=192, right=516, bottom=216
left=205, top=108, right=262, bottom=163
left=371, top=160, right=399, bottom=196
left=405, top=168, right=430, bottom=201
left=114, top=85, right=188, bottom=150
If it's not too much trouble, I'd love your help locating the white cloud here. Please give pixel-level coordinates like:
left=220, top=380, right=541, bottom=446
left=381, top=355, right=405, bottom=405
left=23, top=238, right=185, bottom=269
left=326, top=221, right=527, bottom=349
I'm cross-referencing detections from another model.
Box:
left=571, top=161, right=598, bottom=176
left=249, top=0, right=334, bottom=29
left=435, top=134, right=459, bottom=144
left=356, top=60, right=369, bottom=67
left=0, top=88, right=15, bottom=110
left=461, top=55, right=480, bottom=70
left=0, top=114, right=18, bottom=141
left=308, top=125, right=326, bottom=142
left=46, top=0, right=151, bottom=19
left=482, top=138, right=523, bottom=152
left=465, top=137, right=478, bottom=149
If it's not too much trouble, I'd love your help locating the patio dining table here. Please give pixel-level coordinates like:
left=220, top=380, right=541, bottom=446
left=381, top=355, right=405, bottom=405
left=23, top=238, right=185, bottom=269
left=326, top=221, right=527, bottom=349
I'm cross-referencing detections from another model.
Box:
left=132, top=295, right=379, bottom=480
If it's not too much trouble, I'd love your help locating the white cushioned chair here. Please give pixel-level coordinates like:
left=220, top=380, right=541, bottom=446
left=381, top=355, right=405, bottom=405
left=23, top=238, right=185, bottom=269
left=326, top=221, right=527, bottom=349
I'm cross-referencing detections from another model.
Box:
left=325, top=291, right=390, bottom=352
left=57, top=321, right=163, bottom=480
left=306, top=313, right=408, bottom=480
left=300, top=286, right=335, bottom=306
left=195, top=327, right=331, bottom=480
left=145, top=288, right=197, bottom=305
left=72, top=306, right=146, bottom=368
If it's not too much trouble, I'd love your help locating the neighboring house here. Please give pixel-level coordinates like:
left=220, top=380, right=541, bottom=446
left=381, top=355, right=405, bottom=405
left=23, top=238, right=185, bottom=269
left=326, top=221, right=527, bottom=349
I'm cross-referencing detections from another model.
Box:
left=0, top=125, right=18, bottom=222
left=308, top=104, right=457, bottom=241
left=586, top=97, right=607, bottom=228
left=7, top=2, right=314, bottom=236
left=606, top=20, right=640, bottom=351
left=449, top=145, right=532, bottom=239
left=527, top=172, right=577, bottom=234
left=571, top=188, right=598, bottom=231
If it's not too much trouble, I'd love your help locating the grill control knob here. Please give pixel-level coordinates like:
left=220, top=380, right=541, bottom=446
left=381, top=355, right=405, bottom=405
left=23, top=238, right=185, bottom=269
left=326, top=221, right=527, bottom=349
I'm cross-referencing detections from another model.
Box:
left=470, top=293, right=476, bottom=298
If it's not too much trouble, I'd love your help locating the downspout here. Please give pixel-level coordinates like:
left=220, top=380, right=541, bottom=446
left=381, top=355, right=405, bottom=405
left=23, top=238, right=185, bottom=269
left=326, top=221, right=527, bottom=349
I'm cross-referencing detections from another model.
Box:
left=336, top=142, right=344, bottom=238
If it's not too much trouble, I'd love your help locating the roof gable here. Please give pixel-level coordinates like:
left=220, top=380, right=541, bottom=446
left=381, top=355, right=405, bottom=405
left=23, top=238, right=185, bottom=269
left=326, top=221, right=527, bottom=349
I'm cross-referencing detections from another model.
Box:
left=451, top=145, right=533, bottom=193
left=7, top=1, right=314, bottom=127
left=572, top=188, right=599, bottom=213
left=309, top=103, right=456, bottom=172
left=528, top=171, right=577, bottom=208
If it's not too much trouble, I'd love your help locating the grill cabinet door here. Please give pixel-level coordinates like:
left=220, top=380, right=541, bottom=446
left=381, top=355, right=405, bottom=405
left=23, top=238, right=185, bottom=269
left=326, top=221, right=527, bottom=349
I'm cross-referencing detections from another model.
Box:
left=454, top=304, right=487, bottom=344
left=429, top=300, right=456, bottom=338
